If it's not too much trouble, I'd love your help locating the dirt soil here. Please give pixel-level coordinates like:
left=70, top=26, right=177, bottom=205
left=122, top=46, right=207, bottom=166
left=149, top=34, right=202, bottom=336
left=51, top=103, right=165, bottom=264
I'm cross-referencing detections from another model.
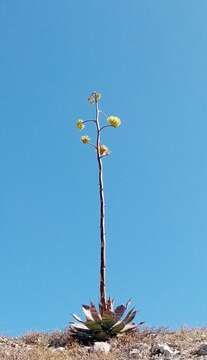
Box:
left=0, top=327, right=207, bottom=360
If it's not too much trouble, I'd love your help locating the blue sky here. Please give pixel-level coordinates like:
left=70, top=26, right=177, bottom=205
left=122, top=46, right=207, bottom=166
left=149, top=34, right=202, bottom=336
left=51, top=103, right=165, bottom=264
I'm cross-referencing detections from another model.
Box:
left=0, top=0, right=207, bottom=336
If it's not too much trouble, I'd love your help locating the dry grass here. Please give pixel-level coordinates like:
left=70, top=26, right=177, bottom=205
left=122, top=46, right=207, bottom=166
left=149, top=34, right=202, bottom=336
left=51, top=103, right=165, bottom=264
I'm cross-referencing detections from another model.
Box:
left=0, top=327, right=207, bottom=359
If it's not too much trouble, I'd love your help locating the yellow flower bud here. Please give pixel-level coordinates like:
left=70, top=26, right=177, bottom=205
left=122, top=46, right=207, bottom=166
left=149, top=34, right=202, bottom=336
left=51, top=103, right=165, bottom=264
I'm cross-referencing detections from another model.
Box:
left=99, top=144, right=110, bottom=156
left=95, top=92, right=101, bottom=102
left=107, top=116, right=121, bottom=128
left=81, top=135, right=90, bottom=144
left=76, top=119, right=85, bottom=130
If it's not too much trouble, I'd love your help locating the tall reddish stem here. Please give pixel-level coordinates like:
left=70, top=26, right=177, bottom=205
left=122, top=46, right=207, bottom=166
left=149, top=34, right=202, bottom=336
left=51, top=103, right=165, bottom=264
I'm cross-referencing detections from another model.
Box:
left=95, top=100, right=106, bottom=312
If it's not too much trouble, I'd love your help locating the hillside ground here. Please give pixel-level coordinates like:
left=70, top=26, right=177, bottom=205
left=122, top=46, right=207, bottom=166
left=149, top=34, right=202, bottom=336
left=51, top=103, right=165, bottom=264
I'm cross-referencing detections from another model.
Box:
left=0, top=327, right=207, bottom=359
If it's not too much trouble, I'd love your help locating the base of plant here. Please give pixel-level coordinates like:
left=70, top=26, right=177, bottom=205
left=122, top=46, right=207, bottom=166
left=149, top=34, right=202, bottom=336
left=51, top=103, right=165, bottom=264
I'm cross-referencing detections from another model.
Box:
left=70, top=298, right=138, bottom=343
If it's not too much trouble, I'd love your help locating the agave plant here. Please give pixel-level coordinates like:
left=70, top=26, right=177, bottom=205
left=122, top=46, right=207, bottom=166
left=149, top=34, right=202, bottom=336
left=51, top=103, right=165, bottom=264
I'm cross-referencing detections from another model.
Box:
left=70, top=298, right=139, bottom=342
left=71, top=92, right=141, bottom=341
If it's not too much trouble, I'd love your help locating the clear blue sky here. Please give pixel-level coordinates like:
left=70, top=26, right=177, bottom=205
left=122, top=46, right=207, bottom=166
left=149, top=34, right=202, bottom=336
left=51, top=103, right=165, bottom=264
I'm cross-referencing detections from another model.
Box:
left=0, top=0, right=207, bottom=336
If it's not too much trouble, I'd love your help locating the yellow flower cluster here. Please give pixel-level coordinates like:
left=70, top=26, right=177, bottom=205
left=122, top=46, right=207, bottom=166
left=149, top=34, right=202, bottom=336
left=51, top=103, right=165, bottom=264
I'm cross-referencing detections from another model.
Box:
left=88, top=92, right=102, bottom=104
left=76, top=119, right=85, bottom=130
left=99, top=144, right=110, bottom=156
left=95, top=93, right=101, bottom=102
left=107, top=116, right=121, bottom=128
left=81, top=135, right=90, bottom=144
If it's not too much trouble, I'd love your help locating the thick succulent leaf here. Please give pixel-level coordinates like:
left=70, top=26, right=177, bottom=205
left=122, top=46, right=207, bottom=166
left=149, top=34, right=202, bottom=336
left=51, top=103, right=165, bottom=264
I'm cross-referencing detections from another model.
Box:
left=111, top=298, right=115, bottom=306
left=102, top=319, right=116, bottom=329
left=72, top=313, right=84, bottom=323
left=103, top=309, right=115, bottom=319
left=101, top=312, right=115, bottom=330
left=110, top=320, right=125, bottom=334
left=111, top=320, right=124, bottom=329
left=120, top=323, right=137, bottom=333
left=82, top=305, right=94, bottom=321
left=125, top=299, right=131, bottom=308
left=102, top=308, right=115, bottom=319
left=122, top=308, right=136, bottom=324
left=114, top=300, right=132, bottom=320
left=106, top=297, right=114, bottom=312
left=70, top=323, right=90, bottom=331
left=85, top=320, right=103, bottom=331
left=70, top=329, right=93, bottom=341
left=89, top=302, right=102, bottom=321
left=99, top=303, right=103, bottom=315
left=102, top=309, right=116, bottom=327
left=92, top=331, right=110, bottom=341
left=126, top=310, right=136, bottom=324
left=114, top=305, right=127, bottom=321
left=98, top=297, right=114, bottom=314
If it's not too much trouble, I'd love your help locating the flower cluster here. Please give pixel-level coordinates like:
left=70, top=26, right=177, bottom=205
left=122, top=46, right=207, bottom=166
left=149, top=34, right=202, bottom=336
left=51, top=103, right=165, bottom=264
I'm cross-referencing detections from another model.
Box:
left=99, top=144, right=110, bottom=157
left=88, top=92, right=102, bottom=104
left=107, top=116, right=121, bottom=128
left=81, top=135, right=90, bottom=144
left=76, top=119, right=85, bottom=130
left=76, top=93, right=121, bottom=154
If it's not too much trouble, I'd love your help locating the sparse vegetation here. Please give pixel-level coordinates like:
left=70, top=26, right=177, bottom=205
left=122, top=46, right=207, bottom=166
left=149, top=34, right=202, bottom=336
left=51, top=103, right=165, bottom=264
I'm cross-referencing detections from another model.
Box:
left=0, top=327, right=207, bottom=359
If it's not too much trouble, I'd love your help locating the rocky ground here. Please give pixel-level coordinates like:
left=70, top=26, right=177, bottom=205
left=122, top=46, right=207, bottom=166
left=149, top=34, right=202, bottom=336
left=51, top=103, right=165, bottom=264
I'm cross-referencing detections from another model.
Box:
left=0, top=327, right=207, bottom=360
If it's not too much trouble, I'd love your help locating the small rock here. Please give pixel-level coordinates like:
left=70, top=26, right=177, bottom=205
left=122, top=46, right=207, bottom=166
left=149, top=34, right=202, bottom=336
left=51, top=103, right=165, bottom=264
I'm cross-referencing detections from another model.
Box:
left=194, top=344, right=207, bottom=356
left=93, top=342, right=111, bottom=353
left=10, top=343, right=18, bottom=348
left=26, top=346, right=33, bottom=350
left=50, top=347, right=65, bottom=353
left=130, top=348, right=140, bottom=355
left=130, top=344, right=149, bottom=354
left=151, top=343, right=179, bottom=358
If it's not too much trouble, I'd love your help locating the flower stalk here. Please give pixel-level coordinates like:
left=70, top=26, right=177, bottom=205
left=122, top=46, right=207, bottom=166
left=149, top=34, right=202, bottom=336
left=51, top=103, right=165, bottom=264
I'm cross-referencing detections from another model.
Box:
left=76, top=92, right=121, bottom=313
left=95, top=99, right=107, bottom=313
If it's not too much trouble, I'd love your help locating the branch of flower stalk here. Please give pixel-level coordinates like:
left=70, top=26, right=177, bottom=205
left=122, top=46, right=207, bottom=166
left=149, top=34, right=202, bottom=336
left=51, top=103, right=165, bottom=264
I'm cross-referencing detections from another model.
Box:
left=100, top=154, right=110, bottom=159
left=100, top=125, right=113, bottom=131
left=83, top=120, right=96, bottom=124
left=99, top=110, right=109, bottom=119
left=88, top=143, right=97, bottom=149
